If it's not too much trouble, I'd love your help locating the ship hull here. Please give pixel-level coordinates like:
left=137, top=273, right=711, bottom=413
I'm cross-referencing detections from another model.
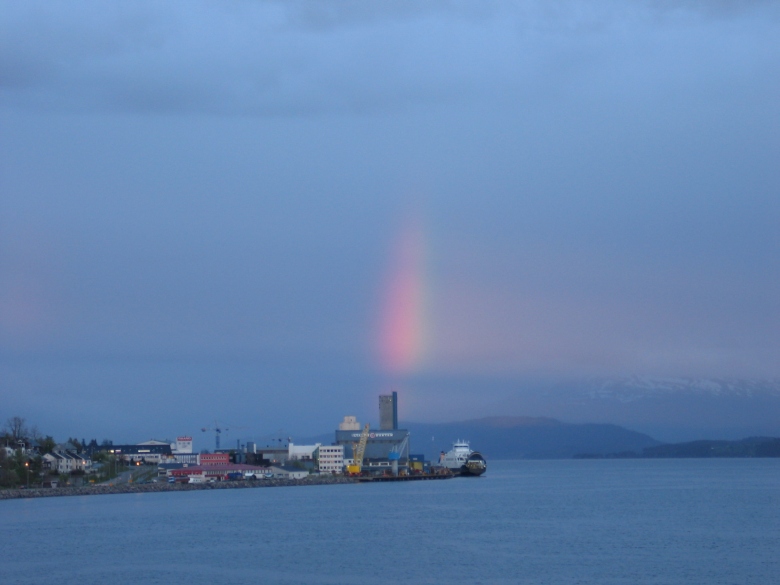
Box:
left=439, top=443, right=487, bottom=476
left=461, top=452, right=487, bottom=476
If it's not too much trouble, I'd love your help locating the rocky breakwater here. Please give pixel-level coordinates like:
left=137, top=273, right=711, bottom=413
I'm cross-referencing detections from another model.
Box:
left=0, top=475, right=357, bottom=501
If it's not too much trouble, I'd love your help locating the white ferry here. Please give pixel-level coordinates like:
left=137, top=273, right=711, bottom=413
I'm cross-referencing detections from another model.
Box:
left=439, top=440, right=487, bottom=476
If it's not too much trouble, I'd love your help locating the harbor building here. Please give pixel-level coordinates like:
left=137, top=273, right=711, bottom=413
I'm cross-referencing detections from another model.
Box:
left=168, top=436, right=198, bottom=464
left=288, top=442, right=320, bottom=462
left=172, top=436, right=193, bottom=454
left=106, top=442, right=172, bottom=464
left=315, top=445, right=344, bottom=474
left=335, top=394, right=409, bottom=473
left=335, top=427, right=409, bottom=469
left=199, top=453, right=230, bottom=466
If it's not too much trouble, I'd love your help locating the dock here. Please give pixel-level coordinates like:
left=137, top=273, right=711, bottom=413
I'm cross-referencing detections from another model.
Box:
left=357, top=473, right=453, bottom=482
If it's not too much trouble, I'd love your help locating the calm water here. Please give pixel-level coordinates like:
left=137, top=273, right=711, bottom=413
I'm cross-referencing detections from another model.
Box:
left=2, top=459, right=779, bottom=584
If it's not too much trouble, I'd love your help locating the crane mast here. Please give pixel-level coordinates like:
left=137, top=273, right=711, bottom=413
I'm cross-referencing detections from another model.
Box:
left=388, top=432, right=409, bottom=476
left=347, top=423, right=370, bottom=475
left=201, top=422, right=229, bottom=451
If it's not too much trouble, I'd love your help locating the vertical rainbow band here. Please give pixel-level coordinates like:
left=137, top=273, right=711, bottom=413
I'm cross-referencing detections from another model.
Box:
left=377, top=215, right=427, bottom=375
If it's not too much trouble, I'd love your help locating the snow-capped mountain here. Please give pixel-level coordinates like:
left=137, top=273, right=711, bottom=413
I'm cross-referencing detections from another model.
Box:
left=591, top=377, right=780, bottom=402
left=526, top=377, right=780, bottom=442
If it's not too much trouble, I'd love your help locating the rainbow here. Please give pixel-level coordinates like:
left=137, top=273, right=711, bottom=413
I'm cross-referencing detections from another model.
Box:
left=376, top=215, right=427, bottom=375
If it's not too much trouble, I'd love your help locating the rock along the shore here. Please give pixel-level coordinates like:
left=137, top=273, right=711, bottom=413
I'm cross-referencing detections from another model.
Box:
left=0, top=475, right=357, bottom=501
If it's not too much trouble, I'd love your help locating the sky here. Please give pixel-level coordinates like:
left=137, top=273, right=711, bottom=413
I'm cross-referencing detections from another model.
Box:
left=1, top=1, right=779, bottom=446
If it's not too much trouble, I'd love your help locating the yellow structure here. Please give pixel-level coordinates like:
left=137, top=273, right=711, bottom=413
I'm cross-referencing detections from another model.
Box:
left=346, top=423, right=370, bottom=475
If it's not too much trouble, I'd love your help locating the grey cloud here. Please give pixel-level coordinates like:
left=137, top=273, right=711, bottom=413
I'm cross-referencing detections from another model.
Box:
left=2, top=1, right=777, bottom=116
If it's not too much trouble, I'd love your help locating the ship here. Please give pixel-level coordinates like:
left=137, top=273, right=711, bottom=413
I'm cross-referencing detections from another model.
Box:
left=438, top=440, right=487, bottom=476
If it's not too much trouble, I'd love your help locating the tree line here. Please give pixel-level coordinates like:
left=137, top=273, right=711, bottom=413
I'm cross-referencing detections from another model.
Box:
left=0, top=415, right=107, bottom=488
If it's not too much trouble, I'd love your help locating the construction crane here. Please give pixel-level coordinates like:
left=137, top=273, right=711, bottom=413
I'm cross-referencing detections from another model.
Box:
left=388, top=432, right=410, bottom=476
left=347, top=423, right=370, bottom=475
left=201, top=421, right=247, bottom=451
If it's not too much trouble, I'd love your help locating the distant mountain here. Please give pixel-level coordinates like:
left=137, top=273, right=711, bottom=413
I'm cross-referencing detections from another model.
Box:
left=518, top=377, right=780, bottom=442
left=403, top=416, right=661, bottom=460
left=592, top=377, right=780, bottom=400
left=299, top=416, right=660, bottom=460
left=640, top=437, right=780, bottom=458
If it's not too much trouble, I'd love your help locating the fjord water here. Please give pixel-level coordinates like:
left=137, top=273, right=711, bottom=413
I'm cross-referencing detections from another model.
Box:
left=2, top=460, right=778, bottom=585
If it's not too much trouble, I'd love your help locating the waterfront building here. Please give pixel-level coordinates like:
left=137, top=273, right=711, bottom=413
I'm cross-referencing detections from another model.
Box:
left=171, top=436, right=193, bottom=454
left=107, top=443, right=172, bottom=464
left=168, top=463, right=274, bottom=482
left=335, top=393, right=408, bottom=473
left=334, top=428, right=409, bottom=472
left=288, top=442, right=320, bottom=461
left=278, top=465, right=309, bottom=479
left=167, top=463, right=308, bottom=481
left=256, top=447, right=288, bottom=465
left=199, top=453, right=230, bottom=466
left=315, top=445, right=344, bottom=474
left=169, top=452, right=198, bottom=465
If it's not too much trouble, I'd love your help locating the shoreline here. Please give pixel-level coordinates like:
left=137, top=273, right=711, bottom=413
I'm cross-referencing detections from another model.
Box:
left=0, top=475, right=357, bottom=501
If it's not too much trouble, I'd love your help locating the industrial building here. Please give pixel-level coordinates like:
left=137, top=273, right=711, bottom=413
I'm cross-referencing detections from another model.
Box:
left=288, top=442, right=319, bottom=462
left=335, top=392, right=410, bottom=473
left=170, top=436, right=191, bottom=453
left=166, top=463, right=248, bottom=482
left=167, top=463, right=307, bottom=482
left=379, top=391, right=398, bottom=430
left=169, top=436, right=197, bottom=463
left=100, top=436, right=196, bottom=464
left=106, top=442, right=172, bottom=464
left=199, top=453, right=230, bottom=465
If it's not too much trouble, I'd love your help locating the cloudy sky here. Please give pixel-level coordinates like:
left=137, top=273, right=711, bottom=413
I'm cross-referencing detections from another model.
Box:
left=1, top=1, right=778, bottom=445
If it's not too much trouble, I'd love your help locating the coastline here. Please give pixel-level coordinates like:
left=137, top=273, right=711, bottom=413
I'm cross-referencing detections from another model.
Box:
left=0, top=475, right=357, bottom=501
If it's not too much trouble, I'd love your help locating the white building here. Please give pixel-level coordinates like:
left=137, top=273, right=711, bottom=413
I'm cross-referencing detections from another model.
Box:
left=138, top=440, right=170, bottom=447
left=288, top=442, right=320, bottom=461
left=130, top=440, right=171, bottom=464
left=276, top=466, right=309, bottom=480
left=43, top=451, right=92, bottom=474
left=171, top=436, right=193, bottom=454
left=316, top=445, right=344, bottom=474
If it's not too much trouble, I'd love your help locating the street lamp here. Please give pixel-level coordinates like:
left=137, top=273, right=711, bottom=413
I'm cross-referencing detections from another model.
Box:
left=24, top=461, right=29, bottom=488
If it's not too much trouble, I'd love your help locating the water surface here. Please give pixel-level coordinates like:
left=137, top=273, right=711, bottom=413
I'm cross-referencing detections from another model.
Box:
left=2, top=459, right=778, bottom=584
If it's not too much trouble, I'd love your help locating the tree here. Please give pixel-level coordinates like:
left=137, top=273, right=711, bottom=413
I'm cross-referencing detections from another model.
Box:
left=9, top=448, right=27, bottom=480
left=5, top=416, right=28, bottom=442
left=39, top=436, right=56, bottom=455
left=29, top=456, right=43, bottom=480
left=0, top=448, right=19, bottom=487
left=91, top=450, right=109, bottom=463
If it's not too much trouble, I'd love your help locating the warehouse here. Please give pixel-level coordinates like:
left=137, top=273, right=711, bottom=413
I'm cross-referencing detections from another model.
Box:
left=168, top=463, right=288, bottom=482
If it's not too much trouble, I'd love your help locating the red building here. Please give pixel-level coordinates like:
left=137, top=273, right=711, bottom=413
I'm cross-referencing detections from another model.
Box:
left=199, top=453, right=230, bottom=466
left=169, top=463, right=272, bottom=482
